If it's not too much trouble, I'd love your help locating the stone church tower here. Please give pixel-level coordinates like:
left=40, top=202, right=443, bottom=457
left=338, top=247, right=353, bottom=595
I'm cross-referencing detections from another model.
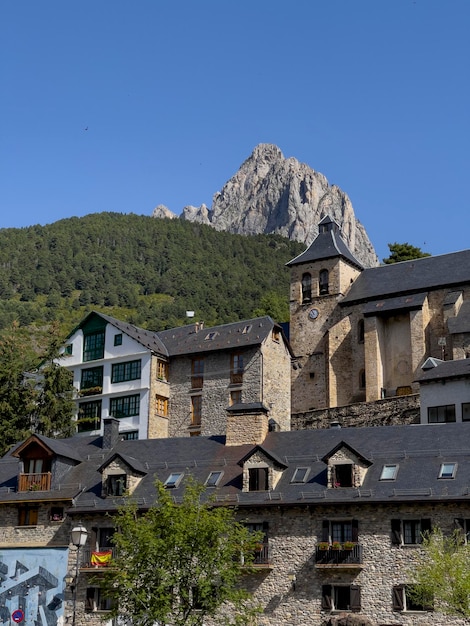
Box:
left=287, top=216, right=363, bottom=413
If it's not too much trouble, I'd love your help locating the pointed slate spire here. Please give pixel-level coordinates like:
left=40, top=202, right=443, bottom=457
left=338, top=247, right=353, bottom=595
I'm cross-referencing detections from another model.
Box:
left=286, top=215, right=363, bottom=270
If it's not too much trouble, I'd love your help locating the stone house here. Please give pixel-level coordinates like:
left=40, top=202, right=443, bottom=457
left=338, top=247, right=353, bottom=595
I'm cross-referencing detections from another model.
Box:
left=59, top=312, right=292, bottom=440
left=288, top=215, right=470, bottom=414
left=2, top=416, right=470, bottom=626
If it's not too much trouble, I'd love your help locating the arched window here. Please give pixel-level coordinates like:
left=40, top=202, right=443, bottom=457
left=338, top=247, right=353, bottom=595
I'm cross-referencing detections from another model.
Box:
left=301, top=273, right=312, bottom=303
left=358, top=319, right=365, bottom=344
left=319, top=269, right=329, bottom=295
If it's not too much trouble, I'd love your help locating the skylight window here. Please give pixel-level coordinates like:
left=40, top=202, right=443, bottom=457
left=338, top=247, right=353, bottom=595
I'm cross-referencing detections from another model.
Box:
left=380, top=464, right=399, bottom=480
left=291, top=467, right=310, bottom=483
left=164, top=472, right=184, bottom=488
left=205, top=332, right=219, bottom=341
left=439, top=462, right=457, bottom=479
left=205, top=471, right=223, bottom=487
left=241, top=325, right=252, bottom=334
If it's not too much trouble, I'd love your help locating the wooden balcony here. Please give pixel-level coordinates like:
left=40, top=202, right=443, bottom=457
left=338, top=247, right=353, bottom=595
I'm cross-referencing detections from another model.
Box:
left=315, top=543, right=364, bottom=569
left=230, top=371, right=244, bottom=384
left=19, top=472, right=51, bottom=492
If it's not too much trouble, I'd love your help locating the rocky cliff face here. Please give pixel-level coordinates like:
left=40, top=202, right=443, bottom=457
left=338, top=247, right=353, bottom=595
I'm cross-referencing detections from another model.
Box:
left=152, top=144, right=378, bottom=267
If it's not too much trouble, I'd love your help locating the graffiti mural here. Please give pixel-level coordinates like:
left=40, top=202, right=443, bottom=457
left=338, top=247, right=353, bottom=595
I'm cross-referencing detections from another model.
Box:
left=0, top=548, right=68, bottom=626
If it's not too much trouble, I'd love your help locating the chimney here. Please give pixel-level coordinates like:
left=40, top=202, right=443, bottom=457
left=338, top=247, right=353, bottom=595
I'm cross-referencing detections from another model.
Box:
left=103, top=417, right=120, bottom=449
left=225, top=403, right=269, bottom=446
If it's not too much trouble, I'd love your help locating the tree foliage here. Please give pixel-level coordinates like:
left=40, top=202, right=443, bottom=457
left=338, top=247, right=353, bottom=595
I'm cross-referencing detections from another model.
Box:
left=0, top=323, right=75, bottom=453
left=409, top=527, right=470, bottom=618
left=382, top=242, right=431, bottom=264
left=0, top=213, right=304, bottom=334
left=101, top=478, right=262, bottom=626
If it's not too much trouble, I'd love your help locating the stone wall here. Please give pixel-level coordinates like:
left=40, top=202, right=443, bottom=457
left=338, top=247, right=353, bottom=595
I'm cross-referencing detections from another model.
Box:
left=291, top=394, right=420, bottom=431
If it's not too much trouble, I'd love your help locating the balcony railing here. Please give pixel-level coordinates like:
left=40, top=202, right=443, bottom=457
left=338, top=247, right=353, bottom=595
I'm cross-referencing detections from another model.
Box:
left=80, top=547, right=117, bottom=569
left=19, top=472, right=51, bottom=492
left=315, top=543, right=363, bottom=568
left=230, top=371, right=244, bottom=384
left=241, top=542, right=270, bottom=568
left=79, top=386, right=103, bottom=397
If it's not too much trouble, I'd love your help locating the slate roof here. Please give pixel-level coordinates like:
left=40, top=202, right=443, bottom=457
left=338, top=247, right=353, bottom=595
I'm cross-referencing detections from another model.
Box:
left=156, top=316, right=291, bottom=357
left=286, top=216, right=363, bottom=270
left=416, top=357, right=470, bottom=383
left=3, top=423, right=470, bottom=511
left=70, top=313, right=292, bottom=359
left=342, top=250, right=470, bottom=305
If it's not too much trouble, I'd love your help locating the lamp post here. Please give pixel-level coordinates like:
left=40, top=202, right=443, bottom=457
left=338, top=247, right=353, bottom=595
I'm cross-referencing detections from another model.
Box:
left=70, top=522, right=88, bottom=626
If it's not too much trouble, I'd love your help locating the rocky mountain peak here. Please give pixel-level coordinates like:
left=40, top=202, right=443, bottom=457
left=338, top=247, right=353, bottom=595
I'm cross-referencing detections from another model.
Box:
left=152, top=144, right=378, bottom=267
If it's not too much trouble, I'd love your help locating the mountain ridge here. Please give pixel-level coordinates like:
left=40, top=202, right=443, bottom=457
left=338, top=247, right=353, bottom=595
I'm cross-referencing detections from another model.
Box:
left=152, top=144, right=378, bottom=268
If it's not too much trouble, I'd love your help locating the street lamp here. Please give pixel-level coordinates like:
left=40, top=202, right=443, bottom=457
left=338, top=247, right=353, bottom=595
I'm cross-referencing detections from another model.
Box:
left=71, top=522, right=88, bottom=626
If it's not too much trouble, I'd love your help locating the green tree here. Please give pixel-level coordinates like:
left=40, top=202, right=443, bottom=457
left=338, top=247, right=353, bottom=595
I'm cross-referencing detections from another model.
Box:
left=382, top=242, right=431, bottom=264
left=0, top=323, right=37, bottom=454
left=32, top=325, right=75, bottom=438
left=101, top=478, right=262, bottom=626
left=409, top=527, right=470, bottom=618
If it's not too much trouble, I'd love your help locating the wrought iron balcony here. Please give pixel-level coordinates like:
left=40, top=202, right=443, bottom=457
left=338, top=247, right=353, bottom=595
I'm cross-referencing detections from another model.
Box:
left=241, top=542, right=271, bottom=569
left=19, top=472, right=51, bottom=492
left=314, top=543, right=364, bottom=568
left=80, top=547, right=118, bottom=569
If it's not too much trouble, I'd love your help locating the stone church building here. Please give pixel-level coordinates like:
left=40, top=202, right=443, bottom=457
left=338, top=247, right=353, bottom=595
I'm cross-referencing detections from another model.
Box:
left=288, top=215, right=470, bottom=414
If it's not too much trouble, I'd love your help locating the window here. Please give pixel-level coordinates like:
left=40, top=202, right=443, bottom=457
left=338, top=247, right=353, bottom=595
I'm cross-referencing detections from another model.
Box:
left=321, top=519, right=358, bottom=544
left=301, top=272, right=312, bottom=303
left=439, top=462, right=457, bottom=478
left=358, top=319, right=365, bottom=343
left=291, top=467, right=310, bottom=483
left=462, top=403, right=470, bottom=421
left=165, top=472, right=183, bottom=488
left=359, top=369, right=366, bottom=389
left=156, top=395, right=168, bottom=416
left=248, top=467, right=269, bottom=491
left=319, top=269, right=329, bottom=295
left=321, top=585, right=361, bottom=612
left=230, top=389, right=242, bottom=406
left=454, top=518, right=470, bottom=543
left=245, top=522, right=269, bottom=565
left=392, top=585, right=433, bottom=612
left=80, top=366, right=103, bottom=391
left=205, top=331, right=219, bottom=341
left=191, top=395, right=202, bottom=426
left=427, top=404, right=456, bottom=423
left=331, top=463, right=353, bottom=488
left=206, top=471, right=223, bottom=487
left=113, top=333, right=122, bottom=346
left=111, top=360, right=141, bottom=383
left=110, top=395, right=140, bottom=418
left=50, top=507, right=64, bottom=522
left=96, top=527, right=115, bottom=549
left=18, top=505, right=39, bottom=526
left=64, top=344, right=73, bottom=356
left=77, top=400, right=102, bottom=432
left=230, top=353, right=244, bottom=384
left=106, top=474, right=127, bottom=496
left=241, top=325, right=252, bottom=334
left=86, top=587, right=115, bottom=612
left=380, top=464, right=399, bottom=480
left=83, top=331, right=105, bottom=362
left=157, top=360, right=169, bottom=381
left=121, top=430, right=138, bottom=440
left=391, top=519, right=431, bottom=545
left=272, top=328, right=280, bottom=342
left=191, top=358, right=204, bottom=388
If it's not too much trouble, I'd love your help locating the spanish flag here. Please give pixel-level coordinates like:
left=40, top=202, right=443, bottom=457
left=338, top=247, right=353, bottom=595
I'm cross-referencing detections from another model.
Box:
left=91, top=550, right=112, bottom=566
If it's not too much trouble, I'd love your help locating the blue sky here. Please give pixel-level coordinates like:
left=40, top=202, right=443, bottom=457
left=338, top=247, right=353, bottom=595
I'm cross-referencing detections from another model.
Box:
left=1, top=0, right=469, bottom=261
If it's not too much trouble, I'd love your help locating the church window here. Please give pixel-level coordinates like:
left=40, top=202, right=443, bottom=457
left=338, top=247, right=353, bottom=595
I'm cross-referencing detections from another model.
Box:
left=358, top=319, right=365, bottom=343
left=301, top=273, right=312, bottom=303
left=359, top=369, right=366, bottom=389
left=319, top=269, right=329, bottom=295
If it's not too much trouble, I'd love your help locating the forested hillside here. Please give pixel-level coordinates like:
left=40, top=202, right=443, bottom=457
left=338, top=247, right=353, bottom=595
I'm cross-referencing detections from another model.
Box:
left=0, top=213, right=304, bottom=337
